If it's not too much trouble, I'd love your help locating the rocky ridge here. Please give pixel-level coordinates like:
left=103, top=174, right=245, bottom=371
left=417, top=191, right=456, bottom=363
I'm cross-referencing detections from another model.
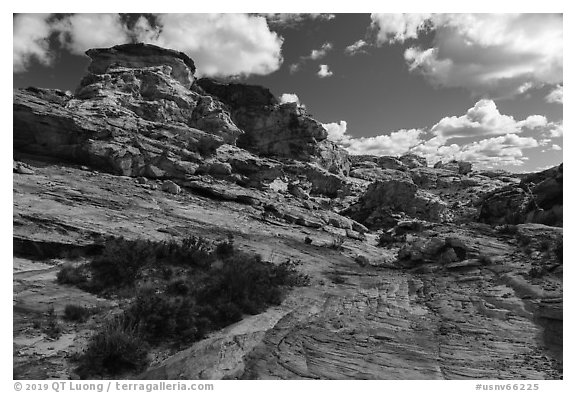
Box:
left=13, top=43, right=562, bottom=380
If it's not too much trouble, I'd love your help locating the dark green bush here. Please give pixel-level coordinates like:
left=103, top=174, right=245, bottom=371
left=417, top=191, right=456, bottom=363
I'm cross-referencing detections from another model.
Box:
left=554, top=236, right=563, bottom=263
left=43, top=307, right=62, bottom=339
left=63, top=304, right=91, bottom=322
left=76, top=317, right=149, bottom=378
left=90, top=238, right=156, bottom=291
left=125, top=288, right=202, bottom=343
left=57, top=263, right=88, bottom=285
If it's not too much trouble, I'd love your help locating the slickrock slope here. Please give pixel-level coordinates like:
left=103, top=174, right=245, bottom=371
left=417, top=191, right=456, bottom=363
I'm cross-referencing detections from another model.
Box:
left=13, top=44, right=562, bottom=380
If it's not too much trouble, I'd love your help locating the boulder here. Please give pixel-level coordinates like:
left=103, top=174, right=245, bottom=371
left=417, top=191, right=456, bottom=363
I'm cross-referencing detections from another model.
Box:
left=162, top=180, right=181, bottom=194
left=377, top=156, right=407, bottom=171
left=434, top=160, right=473, bottom=175
left=398, top=153, right=427, bottom=169
left=86, top=43, right=196, bottom=88
left=479, top=164, right=562, bottom=227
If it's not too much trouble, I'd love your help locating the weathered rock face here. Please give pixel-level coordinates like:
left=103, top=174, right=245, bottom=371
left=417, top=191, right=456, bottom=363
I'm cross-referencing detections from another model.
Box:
left=479, top=164, right=563, bottom=227
left=434, top=160, right=473, bottom=175
left=198, top=78, right=350, bottom=174
left=14, top=87, right=222, bottom=179
left=398, top=153, right=427, bottom=169
left=343, top=175, right=449, bottom=229
left=86, top=43, right=196, bottom=88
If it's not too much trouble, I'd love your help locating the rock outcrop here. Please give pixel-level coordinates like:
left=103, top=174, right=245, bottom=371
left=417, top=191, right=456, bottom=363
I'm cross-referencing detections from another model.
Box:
left=86, top=43, right=196, bottom=88
left=479, top=164, right=562, bottom=227
left=198, top=78, right=350, bottom=175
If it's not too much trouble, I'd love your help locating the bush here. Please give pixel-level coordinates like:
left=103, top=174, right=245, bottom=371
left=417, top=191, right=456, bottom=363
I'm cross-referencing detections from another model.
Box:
left=43, top=307, right=62, bottom=339
left=156, top=236, right=215, bottom=268
left=57, top=263, right=88, bottom=285
left=76, top=317, right=149, bottom=378
left=63, top=304, right=91, bottom=322
left=125, top=288, right=202, bottom=343
left=90, top=238, right=157, bottom=291
left=553, top=237, right=563, bottom=263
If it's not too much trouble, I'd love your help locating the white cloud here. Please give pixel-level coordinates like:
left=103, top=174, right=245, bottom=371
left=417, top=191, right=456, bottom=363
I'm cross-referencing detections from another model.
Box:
left=137, top=14, right=283, bottom=77
left=545, top=85, right=563, bottom=104
left=346, top=129, right=423, bottom=156
left=431, top=99, right=553, bottom=139
left=279, top=93, right=300, bottom=105
left=318, top=64, right=333, bottom=78
left=344, top=39, right=369, bottom=56
left=262, top=13, right=335, bottom=28
left=370, top=13, right=431, bottom=44
left=399, top=14, right=563, bottom=98
left=13, top=14, right=54, bottom=73
left=323, top=121, right=348, bottom=142
left=547, top=121, right=563, bottom=138
left=309, top=42, right=333, bottom=60
left=411, top=133, right=539, bottom=168
left=551, top=144, right=562, bottom=151
left=326, top=122, right=423, bottom=156
left=54, top=14, right=130, bottom=55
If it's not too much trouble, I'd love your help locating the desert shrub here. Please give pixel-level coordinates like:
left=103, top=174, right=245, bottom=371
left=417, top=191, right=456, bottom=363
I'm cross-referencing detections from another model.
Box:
left=166, top=278, right=191, bottom=296
left=90, top=238, right=157, bottom=291
left=553, top=236, right=563, bottom=263
left=273, top=259, right=310, bottom=287
left=377, top=231, right=395, bottom=247
left=197, top=252, right=281, bottom=315
left=57, top=263, right=88, bottom=285
left=355, top=255, right=369, bottom=267
left=156, top=236, right=215, bottom=268
left=43, top=307, right=62, bottom=339
left=76, top=316, right=149, bottom=378
left=304, top=236, right=313, bottom=245
left=125, top=288, right=202, bottom=343
left=63, top=304, right=91, bottom=322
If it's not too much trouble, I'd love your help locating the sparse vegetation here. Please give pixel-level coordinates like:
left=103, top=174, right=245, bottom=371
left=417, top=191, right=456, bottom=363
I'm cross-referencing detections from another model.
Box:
left=63, top=304, right=91, bottom=323
left=57, top=263, right=88, bottom=285
left=43, top=307, right=62, bottom=339
left=72, top=235, right=310, bottom=378
left=355, top=255, right=369, bottom=267
left=304, top=236, right=313, bottom=245
left=76, top=316, right=149, bottom=378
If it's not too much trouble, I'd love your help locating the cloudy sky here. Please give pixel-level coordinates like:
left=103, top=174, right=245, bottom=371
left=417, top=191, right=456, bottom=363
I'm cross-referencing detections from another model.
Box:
left=13, top=13, right=563, bottom=172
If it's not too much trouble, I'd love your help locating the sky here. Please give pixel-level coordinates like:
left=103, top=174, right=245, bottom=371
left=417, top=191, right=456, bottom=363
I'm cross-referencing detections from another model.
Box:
left=13, top=13, right=563, bottom=172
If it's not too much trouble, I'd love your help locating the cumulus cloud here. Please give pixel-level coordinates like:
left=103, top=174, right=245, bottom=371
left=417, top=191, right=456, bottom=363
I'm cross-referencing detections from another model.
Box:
left=13, top=14, right=54, bottom=73
left=318, top=64, right=333, bottom=78
left=431, top=99, right=552, bottom=140
left=345, top=129, right=424, bottom=156
left=309, top=42, right=333, bottom=60
left=411, top=133, right=540, bottom=167
left=279, top=93, right=301, bottom=105
left=344, top=39, right=369, bottom=56
left=545, top=85, right=563, bottom=104
left=551, top=144, right=562, bottom=151
left=323, top=121, right=348, bottom=142
left=371, top=13, right=431, bottom=44
left=326, top=99, right=555, bottom=169
left=54, top=14, right=130, bottom=55
left=389, top=14, right=563, bottom=98
left=262, top=13, right=335, bottom=28
left=137, top=14, right=284, bottom=77
left=14, top=13, right=284, bottom=78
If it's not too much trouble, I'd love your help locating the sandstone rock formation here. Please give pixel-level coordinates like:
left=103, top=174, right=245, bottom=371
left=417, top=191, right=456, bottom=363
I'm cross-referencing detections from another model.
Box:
left=479, top=164, right=562, bottom=227
left=13, top=43, right=563, bottom=381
